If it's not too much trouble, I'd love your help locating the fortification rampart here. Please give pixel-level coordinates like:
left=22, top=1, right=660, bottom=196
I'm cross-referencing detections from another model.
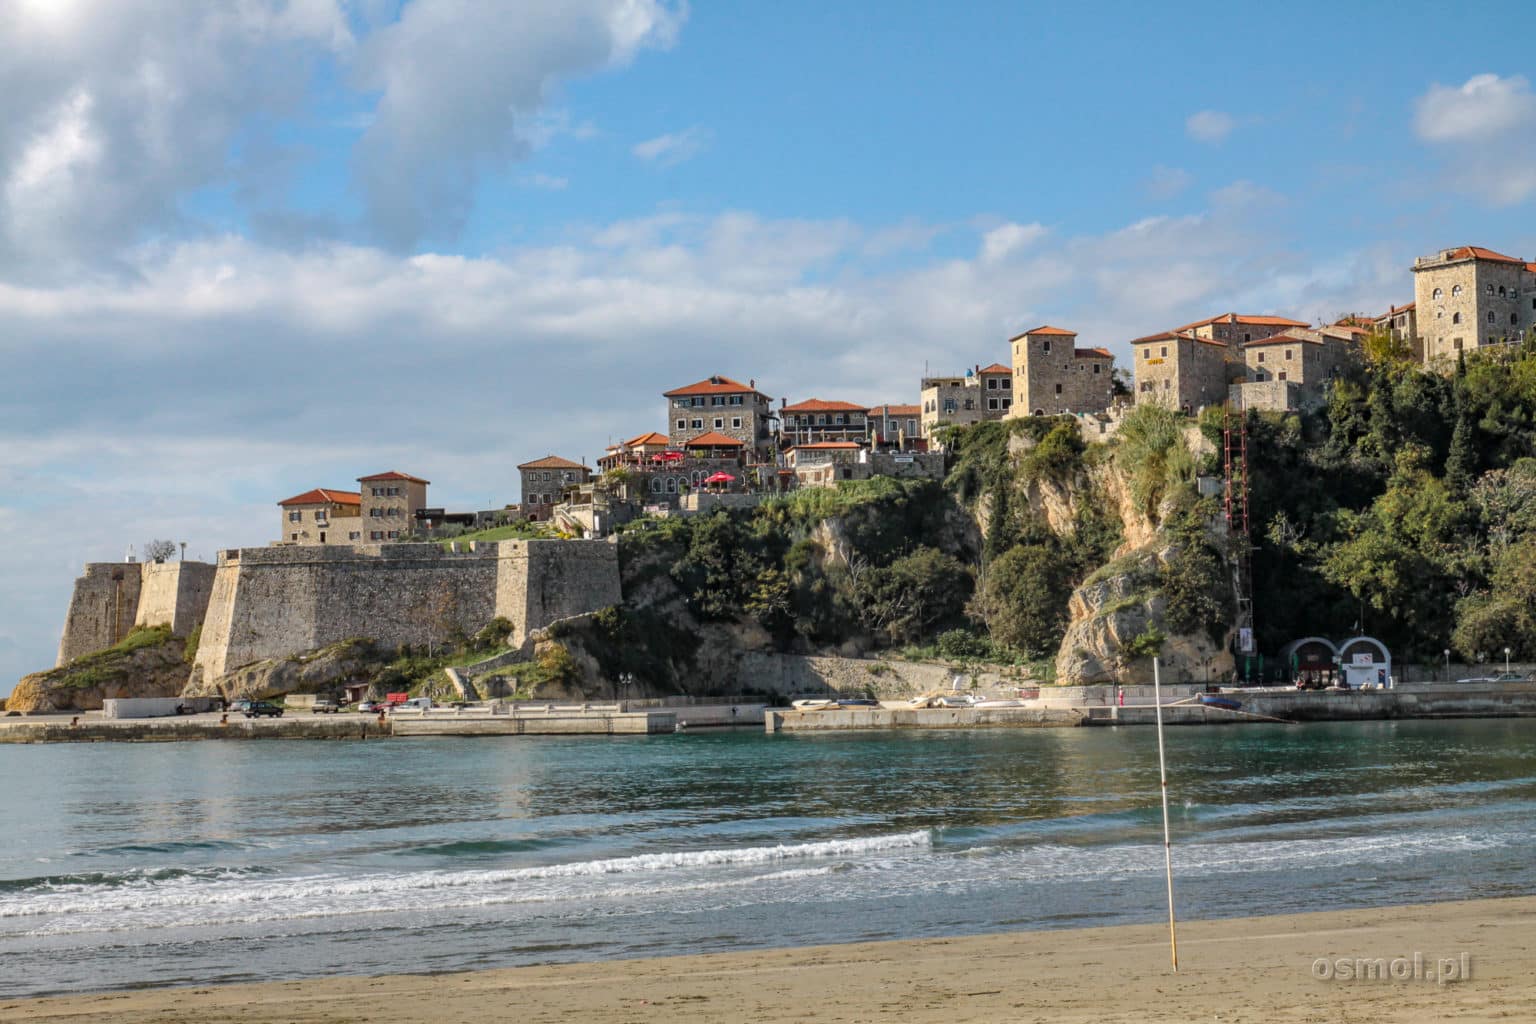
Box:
left=56, top=564, right=143, bottom=666
left=190, top=540, right=620, bottom=684
left=135, top=561, right=216, bottom=637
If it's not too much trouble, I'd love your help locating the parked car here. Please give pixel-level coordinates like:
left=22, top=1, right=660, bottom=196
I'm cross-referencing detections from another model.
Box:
left=310, top=699, right=340, bottom=714
left=358, top=700, right=382, bottom=713
left=244, top=701, right=284, bottom=719
left=228, top=699, right=254, bottom=714
left=1456, top=672, right=1530, bottom=684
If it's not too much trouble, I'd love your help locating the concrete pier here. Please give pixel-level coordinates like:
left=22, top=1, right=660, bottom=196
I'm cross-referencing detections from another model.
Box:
left=393, top=709, right=676, bottom=736
left=0, top=713, right=389, bottom=743
left=767, top=706, right=1087, bottom=732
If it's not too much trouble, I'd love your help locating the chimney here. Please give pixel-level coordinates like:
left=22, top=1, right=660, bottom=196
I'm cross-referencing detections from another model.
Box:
left=749, top=378, right=755, bottom=388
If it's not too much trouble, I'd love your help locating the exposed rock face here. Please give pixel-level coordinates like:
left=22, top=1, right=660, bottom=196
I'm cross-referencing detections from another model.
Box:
left=185, top=638, right=381, bottom=701
left=1054, top=545, right=1233, bottom=685
left=8, top=636, right=188, bottom=713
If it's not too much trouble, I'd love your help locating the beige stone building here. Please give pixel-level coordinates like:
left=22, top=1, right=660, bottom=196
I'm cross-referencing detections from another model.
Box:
left=867, top=403, right=923, bottom=450
left=518, top=455, right=592, bottom=522
left=1412, top=246, right=1536, bottom=366
left=598, top=431, right=671, bottom=472
left=1131, top=330, right=1230, bottom=412
left=1177, top=312, right=1309, bottom=346
left=779, top=399, right=870, bottom=448
left=1007, top=326, right=1114, bottom=417
left=277, top=488, right=362, bottom=545
left=920, top=364, right=1012, bottom=441
left=664, top=375, right=776, bottom=456
left=1235, top=329, right=1360, bottom=412
left=357, top=471, right=429, bottom=543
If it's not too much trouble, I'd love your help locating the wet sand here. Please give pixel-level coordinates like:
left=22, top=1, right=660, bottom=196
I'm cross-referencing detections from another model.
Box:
left=5, top=896, right=1536, bottom=1022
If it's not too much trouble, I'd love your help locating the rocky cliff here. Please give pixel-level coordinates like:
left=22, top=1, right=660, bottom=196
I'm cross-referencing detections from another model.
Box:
left=8, top=626, right=188, bottom=713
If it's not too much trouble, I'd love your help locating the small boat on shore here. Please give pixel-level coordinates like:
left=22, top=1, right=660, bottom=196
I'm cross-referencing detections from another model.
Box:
left=1199, top=694, right=1243, bottom=711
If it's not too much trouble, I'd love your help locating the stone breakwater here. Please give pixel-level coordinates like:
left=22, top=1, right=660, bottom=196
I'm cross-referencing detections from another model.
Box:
left=0, top=715, right=391, bottom=743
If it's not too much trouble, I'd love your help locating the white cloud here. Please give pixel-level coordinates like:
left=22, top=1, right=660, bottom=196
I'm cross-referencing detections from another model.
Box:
left=632, top=126, right=710, bottom=166
left=1186, top=110, right=1235, bottom=143
left=1414, top=73, right=1536, bottom=205
left=1415, top=73, right=1536, bottom=142
left=1144, top=165, right=1193, bottom=201
left=0, top=1, right=352, bottom=276
left=354, top=0, right=683, bottom=246
left=979, top=222, right=1047, bottom=263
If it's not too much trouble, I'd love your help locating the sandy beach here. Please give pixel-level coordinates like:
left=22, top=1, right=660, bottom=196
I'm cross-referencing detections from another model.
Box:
left=4, top=896, right=1535, bottom=1023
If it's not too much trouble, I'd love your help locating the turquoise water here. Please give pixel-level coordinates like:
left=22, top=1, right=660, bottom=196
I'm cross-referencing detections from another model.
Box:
left=2, top=720, right=1535, bottom=997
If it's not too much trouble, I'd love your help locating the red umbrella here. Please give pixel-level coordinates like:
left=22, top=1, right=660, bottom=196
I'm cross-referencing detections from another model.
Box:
left=704, top=471, right=736, bottom=484
left=658, top=451, right=685, bottom=462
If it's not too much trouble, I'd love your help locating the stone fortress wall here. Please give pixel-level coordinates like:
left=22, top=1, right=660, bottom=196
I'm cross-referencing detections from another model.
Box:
left=55, top=563, right=145, bottom=666
left=188, top=540, right=620, bottom=683
left=53, top=540, right=622, bottom=687
left=134, top=560, right=217, bottom=637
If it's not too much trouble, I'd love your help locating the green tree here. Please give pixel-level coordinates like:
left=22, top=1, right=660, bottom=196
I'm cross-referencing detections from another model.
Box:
left=852, top=546, right=973, bottom=644
left=973, top=543, right=1075, bottom=657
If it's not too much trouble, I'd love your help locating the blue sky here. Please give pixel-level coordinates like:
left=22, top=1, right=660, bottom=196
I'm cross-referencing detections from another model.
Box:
left=3, top=0, right=1536, bottom=692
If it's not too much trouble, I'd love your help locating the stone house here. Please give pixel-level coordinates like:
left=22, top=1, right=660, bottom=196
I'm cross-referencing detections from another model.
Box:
left=664, top=375, right=776, bottom=457
left=1234, top=329, right=1359, bottom=412
left=1374, top=302, right=1417, bottom=346
left=1007, top=326, right=1114, bottom=417
left=867, top=403, right=923, bottom=450
left=277, top=488, right=362, bottom=546
left=357, top=471, right=429, bottom=543
left=779, top=399, right=870, bottom=448
left=517, top=455, right=592, bottom=522
left=920, top=364, right=1012, bottom=441
left=1131, top=330, right=1231, bottom=412
left=598, top=431, right=671, bottom=472
left=1412, top=246, right=1536, bottom=366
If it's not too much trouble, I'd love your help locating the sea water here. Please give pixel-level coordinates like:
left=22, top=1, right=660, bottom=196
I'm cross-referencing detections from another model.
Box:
left=2, top=719, right=1535, bottom=997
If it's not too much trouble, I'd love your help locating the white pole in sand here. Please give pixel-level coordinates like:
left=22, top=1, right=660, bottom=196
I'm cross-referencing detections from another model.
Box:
left=1153, top=656, right=1179, bottom=972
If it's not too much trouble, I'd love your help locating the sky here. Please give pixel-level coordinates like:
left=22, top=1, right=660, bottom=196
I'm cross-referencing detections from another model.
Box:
left=5, top=0, right=1536, bottom=693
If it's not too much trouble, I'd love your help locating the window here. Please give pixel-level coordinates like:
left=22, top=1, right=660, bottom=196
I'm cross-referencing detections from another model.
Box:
left=1453, top=312, right=1462, bottom=324
left=288, top=510, right=301, bottom=522
left=1499, top=286, right=1507, bottom=297
left=1092, top=363, right=1101, bottom=374
left=942, top=399, right=957, bottom=413
left=1433, top=287, right=1444, bottom=299
left=1278, top=371, right=1287, bottom=381
left=1487, top=284, right=1495, bottom=296
left=370, top=508, right=382, bottom=518
left=987, top=397, right=999, bottom=410
left=1513, top=314, right=1521, bottom=326
left=371, top=487, right=383, bottom=497
left=1042, top=340, right=1051, bottom=353
left=348, top=531, right=360, bottom=541
left=1243, top=333, right=1251, bottom=342
left=1000, top=377, right=1010, bottom=389
left=650, top=478, right=662, bottom=493
left=1489, top=312, right=1497, bottom=324
left=1160, top=346, right=1167, bottom=358
left=963, top=398, right=975, bottom=410
left=666, top=478, right=677, bottom=494
left=1284, top=349, right=1293, bottom=360
left=370, top=531, right=383, bottom=541
left=1454, top=338, right=1463, bottom=350
left=834, top=414, right=845, bottom=425
left=732, top=417, right=742, bottom=428
left=676, top=419, right=686, bottom=430
left=1001, top=397, right=1011, bottom=409
left=1054, top=383, right=1063, bottom=395
left=386, top=507, right=399, bottom=517
left=730, top=395, right=743, bottom=405
left=1452, top=285, right=1462, bottom=296
left=387, top=531, right=399, bottom=539
left=290, top=532, right=299, bottom=541
left=713, top=418, right=723, bottom=429
left=691, top=418, right=703, bottom=429
left=1257, top=353, right=1265, bottom=363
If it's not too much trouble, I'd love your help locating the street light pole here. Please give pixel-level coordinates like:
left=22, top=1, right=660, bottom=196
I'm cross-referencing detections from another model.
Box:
left=1505, top=647, right=1512, bottom=675
left=1444, top=649, right=1451, bottom=683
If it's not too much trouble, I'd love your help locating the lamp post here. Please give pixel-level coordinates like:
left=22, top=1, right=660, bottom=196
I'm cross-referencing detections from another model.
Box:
left=1505, top=647, right=1513, bottom=675
left=1444, top=649, right=1451, bottom=683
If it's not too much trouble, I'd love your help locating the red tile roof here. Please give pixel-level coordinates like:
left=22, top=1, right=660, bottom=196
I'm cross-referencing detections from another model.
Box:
left=356, top=471, right=430, bottom=484
left=869, top=404, right=921, bottom=417
left=781, top=398, right=868, bottom=413
left=1442, top=246, right=1525, bottom=265
left=1075, top=347, right=1112, bottom=359
left=1132, top=330, right=1225, bottom=347
left=623, top=431, right=671, bottom=447
left=1175, top=312, right=1309, bottom=331
left=1329, top=324, right=1371, bottom=336
left=683, top=431, right=746, bottom=447
left=517, top=455, right=588, bottom=471
left=978, top=363, right=1013, bottom=375
left=1378, top=302, right=1415, bottom=316
left=664, top=375, right=769, bottom=399
left=1528, top=264, right=1536, bottom=275
left=1243, top=333, right=1321, bottom=347
left=1021, top=325, right=1077, bottom=337
left=279, top=488, right=361, bottom=507
left=791, top=441, right=864, bottom=450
